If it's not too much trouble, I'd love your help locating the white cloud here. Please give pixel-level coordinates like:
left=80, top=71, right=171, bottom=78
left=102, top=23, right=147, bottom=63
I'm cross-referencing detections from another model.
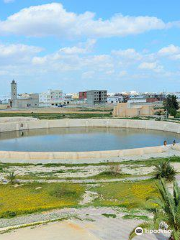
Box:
left=0, top=3, right=169, bottom=38
left=32, top=56, right=46, bottom=65
left=3, top=0, right=15, bottom=3
left=112, top=48, right=142, bottom=60
left=138, top=61, right=163, bottom=72
left=82, top=71, right=94, bottom=79
left=158, top=45, right=180, bottom=60
left=0, top=43, right=42, bottom=65
left=59, top=39, right=96, bottom=54
left=0, top=43, right=42, bottom=56
left=158, top=44, right=180, bottom=55
left=0, top=41, right=178, bottom=91
left=138, top=62, right=157, bottom=69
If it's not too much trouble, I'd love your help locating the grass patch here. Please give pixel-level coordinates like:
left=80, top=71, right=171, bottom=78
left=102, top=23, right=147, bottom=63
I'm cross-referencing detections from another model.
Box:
left=0, top=182, right=85, bottom=218
left=102, top=213, right=116, bottom=218
left=91, top=179, right=159, bottom=210
left=92, top=171, right=131, bottom=180
left=124, top=156, right=180, bottom=166
left=0, top=112, right=112, bottom=119
left=122, top=214, right=149, bottom=221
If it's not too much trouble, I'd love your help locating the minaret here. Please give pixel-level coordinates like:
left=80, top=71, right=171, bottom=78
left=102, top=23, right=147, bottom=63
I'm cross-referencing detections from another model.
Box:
left=11, top=80, right=17, bottom=100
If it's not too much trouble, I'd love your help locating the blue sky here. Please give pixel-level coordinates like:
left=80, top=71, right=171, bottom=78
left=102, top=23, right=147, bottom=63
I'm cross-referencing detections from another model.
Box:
left=0, top=0, right=180, bottom=94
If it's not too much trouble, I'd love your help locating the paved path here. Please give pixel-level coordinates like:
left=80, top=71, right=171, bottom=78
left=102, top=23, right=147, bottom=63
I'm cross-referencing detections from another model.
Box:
left=0, top=221, right=100, bottom=240
left=0, top=218, right=169, bottom=240
left=0, top=207, right=169, bottom=240
left=19, top=175, right=151, bottom=184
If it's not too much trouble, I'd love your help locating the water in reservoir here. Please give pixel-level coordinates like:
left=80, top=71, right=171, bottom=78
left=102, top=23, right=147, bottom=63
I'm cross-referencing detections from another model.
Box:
left=0, top=127, right=179, bottom=152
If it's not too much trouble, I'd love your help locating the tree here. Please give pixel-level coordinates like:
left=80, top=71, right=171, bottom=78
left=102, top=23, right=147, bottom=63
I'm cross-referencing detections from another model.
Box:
left=129, top=179, right=180, bottom=240
left=163, top=95, right=179, bottom=117
left=155, top=161, right=176, bottom=182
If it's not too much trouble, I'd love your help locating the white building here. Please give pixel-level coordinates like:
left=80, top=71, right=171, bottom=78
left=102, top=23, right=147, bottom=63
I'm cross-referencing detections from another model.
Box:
left=39, top=89, right=63, bottom=107
left=107, top=96, right=124, bottom=104
left=128, top=95, right=147, bottom=104
left=0, top=94, right=11, bottom=104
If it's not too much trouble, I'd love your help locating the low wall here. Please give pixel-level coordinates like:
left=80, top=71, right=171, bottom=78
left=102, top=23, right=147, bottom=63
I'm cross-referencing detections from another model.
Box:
left=0, top=118, right=180, bottom=163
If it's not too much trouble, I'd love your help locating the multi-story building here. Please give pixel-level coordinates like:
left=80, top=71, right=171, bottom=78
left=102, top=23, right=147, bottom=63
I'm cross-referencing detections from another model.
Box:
left=86, top=90, right=107, bottom=105
left=39, top=89, right=63, bottom=107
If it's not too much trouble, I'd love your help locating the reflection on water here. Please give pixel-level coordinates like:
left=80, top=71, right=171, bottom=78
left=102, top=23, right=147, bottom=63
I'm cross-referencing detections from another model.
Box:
left=0, top=127, right=179, bottom=152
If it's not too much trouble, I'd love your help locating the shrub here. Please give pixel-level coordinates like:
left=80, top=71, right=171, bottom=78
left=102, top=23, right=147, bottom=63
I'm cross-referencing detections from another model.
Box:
left=108, top=164, right=122, bottom=176
left=50, top=185, right=78, bottom=199
left=6, top=172, right=17, bottom=185
left=0, top=211, right=17, bottom=218
left=154, top=160, right=176, bottom=182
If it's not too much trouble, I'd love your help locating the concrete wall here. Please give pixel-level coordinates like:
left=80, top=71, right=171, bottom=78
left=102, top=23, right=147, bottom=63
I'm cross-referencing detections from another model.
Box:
left=0, top=118, right=180, bottom=163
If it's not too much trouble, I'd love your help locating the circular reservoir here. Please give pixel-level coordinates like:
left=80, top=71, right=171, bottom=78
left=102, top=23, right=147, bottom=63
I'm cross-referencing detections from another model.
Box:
left=0, top=127, right=179, bottom=152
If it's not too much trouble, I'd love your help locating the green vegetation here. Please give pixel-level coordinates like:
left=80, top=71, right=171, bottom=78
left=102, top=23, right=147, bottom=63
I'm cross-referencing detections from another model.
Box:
left=17, top=171, right=132, bottom=181
left=163, top=94, right=179, bottom=117
left=154, top=160, right=176, bottom=181
left=129, top=179, right=180, bottom=240
left=6, top=171, right=18, bottom=185
left=92, top=164, right=126, bottom=179
left=1, top=156, right=179, bottom=169
left=0, top=156, right=179, bottom=221
left=124, top=156, right=180, bottom=167
left=92, top=171, right=130, bottom=180
left=123, top=214, right=149, bottom=221
left=176, top=112, right=180, bottom=118
left=102, top=213, right=117, bottom=218
left=153, top=179, right=180, bottom=240
left=0, top=182, right=85, bottom=218
left=91, top=179, right=159, bottom=209
left=0, top=178, right=161, bottom=218
left=0, top=112, right=112, bottom=119
left=1, top=156, right=180, bottom=182
left=79, top=108, right=113, bottom=112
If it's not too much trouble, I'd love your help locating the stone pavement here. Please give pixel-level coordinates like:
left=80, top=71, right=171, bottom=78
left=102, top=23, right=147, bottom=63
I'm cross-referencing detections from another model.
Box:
left=0, top=219, right=169, bottom=240
left=0, top=207, right=170, bottom=240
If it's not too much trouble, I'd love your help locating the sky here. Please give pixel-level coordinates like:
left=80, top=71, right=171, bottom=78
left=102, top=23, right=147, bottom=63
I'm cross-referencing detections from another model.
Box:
left=0, top=0, right=180, bottom=95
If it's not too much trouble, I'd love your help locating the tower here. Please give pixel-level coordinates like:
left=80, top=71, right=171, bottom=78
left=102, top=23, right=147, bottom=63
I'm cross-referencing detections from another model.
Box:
left=11, top=80, right=17, bottom=100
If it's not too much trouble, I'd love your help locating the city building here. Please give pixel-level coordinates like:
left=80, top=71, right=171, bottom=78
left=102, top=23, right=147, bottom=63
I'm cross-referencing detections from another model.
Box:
left=0, top=94, right=10, bottom=104
left=86, top=90, right=107, bottom=105
left=9, top=80, right=39, bottom=108
left=71, top=93, right=79, bottom=100
left=113, top=102, right=154, bottom=118
left=107, top=95, right=124, bottom=104
left=127, top=94, right=165, bottom=107
left=128, top=95, right=147, bottom=104
left=39, top=89, right=63, bottom=107
left=63, top=94, right=73, bottom=104
left=79, top=91, right=87, bottom=100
